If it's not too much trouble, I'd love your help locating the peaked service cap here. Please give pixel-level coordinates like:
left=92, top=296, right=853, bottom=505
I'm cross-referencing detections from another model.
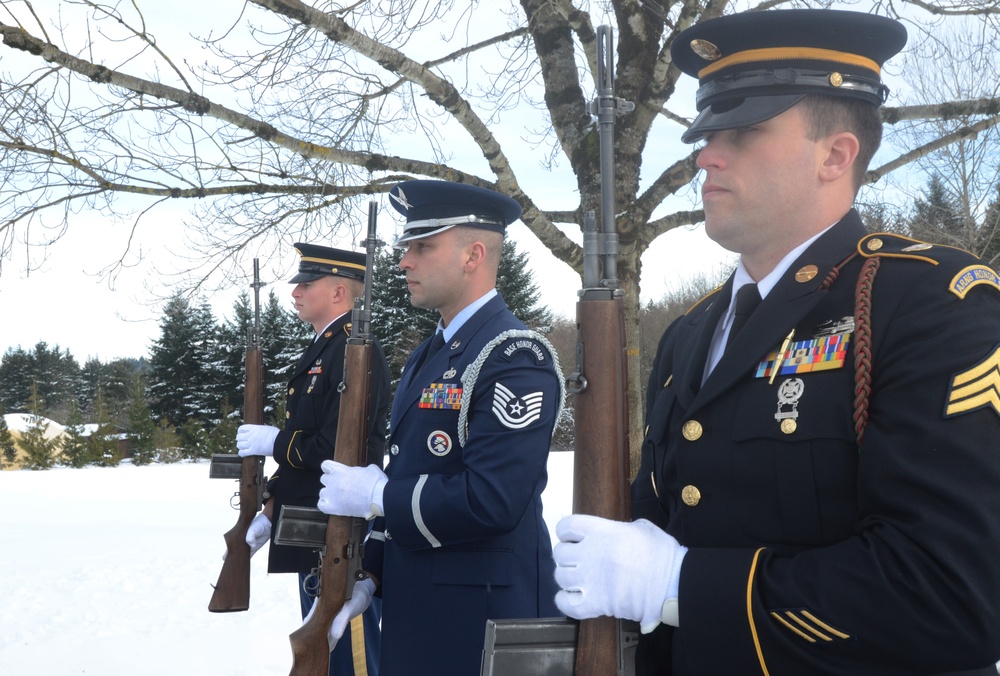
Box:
left=388, top=179, right=522, bottom=247
left=289, top=243, right=367, bottom=283
left=671, top=9, right=907, bottom=143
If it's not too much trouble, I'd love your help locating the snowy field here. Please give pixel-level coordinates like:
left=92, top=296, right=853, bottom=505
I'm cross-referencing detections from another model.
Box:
left=0, top=454, right=575, bottom=675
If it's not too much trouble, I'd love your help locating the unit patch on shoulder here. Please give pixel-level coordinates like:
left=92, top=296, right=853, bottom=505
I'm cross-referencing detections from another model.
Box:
left=944, top=345, right=1000, bottom=419
left=492, top=382, right=544, bottom=429
left=949, top=265, right=1000, bottom=299
left=502, top=339, right=549, bottom=363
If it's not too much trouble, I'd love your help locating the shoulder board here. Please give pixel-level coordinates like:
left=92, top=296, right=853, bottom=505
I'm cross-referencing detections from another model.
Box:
left=685, top=284, right=725, bottom=316
left=857, top=232, right=975, bottom=265
left=859, top=232, right=1000, bottom=298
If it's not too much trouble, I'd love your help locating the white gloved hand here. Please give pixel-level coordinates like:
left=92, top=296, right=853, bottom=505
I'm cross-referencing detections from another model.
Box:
left=317, top=461, right=388, bottom=520
left=236, top=424, right=279, bottom=457
left=245, top=512, right=271, bottom=557
left=303, top=577, right=375, bottom=652
left=553, top=514, right=687, bottom=633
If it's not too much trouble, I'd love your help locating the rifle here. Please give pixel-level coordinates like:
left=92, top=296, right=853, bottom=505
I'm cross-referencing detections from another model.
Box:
left=208, top=259, right=268, bottom=613
left=283, top=201, right=380, bottom=676
left=565, top=24, right=635, bottom=676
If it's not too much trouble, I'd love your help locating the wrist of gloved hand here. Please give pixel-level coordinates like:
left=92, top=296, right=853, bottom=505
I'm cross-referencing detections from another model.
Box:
left=553, top=515, right=687, bottom=633
left=245, top=512, right=271, bottom=557
left=317, top=461, right=388, bottom=520
left=304, top=577, right=376, bottom=651
left=236, top=424, right=279, bottom=457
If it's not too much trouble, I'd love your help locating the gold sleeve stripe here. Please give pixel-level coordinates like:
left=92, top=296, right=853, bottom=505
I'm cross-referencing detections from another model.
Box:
left=800, top=610, right=850, bottom=639
left=747, top=548, right=770, bottom=676
left=350, top=614, right=369, bottom=675
left=770, top=612, right=817, bottom=643
left=785, top=611, right=832, bottom=641
left=285, top=430, right=304, bottom=469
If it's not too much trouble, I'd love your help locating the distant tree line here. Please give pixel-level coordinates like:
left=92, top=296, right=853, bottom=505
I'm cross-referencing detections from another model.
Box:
left=0, top=239, right=554, bottom=469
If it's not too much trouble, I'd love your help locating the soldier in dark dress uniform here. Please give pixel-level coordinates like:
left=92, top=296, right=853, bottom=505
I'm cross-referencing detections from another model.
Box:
left=312, top=180, right=564, bottom=675
left=553, top=10, right=1000, bottom=675
left=237, top=243, right=390, bottom=676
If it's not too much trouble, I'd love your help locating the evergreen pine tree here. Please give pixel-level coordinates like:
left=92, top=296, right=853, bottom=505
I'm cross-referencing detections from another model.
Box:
left=90, top=387, right=123, bottom=467
left=262, top=288, right=312, bottom=422
left=908, top=175, right=968, bottom=248
left=149, top=293, right=215, bottom=428
left=20, top=383, right=57, bottom=470
left=217, top=291, right=253, bottom=420
left=0, top=347, right=32, bottom=413
left=496, top=238, right=554, bottom=330
left=125, top=374, right=157, bottom=466
left=0, top=406, right=16, bottom=469
left=978, top=184, right=1000, bottom=268
left=60, top=400, right=92, bottom=468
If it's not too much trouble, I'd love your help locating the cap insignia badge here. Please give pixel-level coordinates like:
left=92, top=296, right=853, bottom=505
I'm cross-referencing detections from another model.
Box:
left=690, top=39, right=721, bottom=61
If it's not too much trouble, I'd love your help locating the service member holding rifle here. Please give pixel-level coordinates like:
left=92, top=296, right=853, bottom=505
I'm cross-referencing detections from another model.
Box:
left=313, top=179, right=565, bottom=676
left=236, top=241, right=390, bottom=676
left=554, top=9, right=1000, bottom=676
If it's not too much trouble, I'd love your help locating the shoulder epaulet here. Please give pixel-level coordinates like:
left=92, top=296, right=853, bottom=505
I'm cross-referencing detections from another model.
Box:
left=858, top=232, right=965, bottom=265
left=685, top=284, right=725, bottom=316
left=859, top=232, right=1000, bottom=299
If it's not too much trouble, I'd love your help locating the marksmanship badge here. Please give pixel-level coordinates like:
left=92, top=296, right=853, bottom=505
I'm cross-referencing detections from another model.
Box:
left=775, top=378, right=805, bottom=434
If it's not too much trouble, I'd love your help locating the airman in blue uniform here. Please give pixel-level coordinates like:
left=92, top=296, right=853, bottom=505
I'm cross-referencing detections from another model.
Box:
left=315, top=180, right=564, bottom=675
left=553, top=10, right=1000, bottom=675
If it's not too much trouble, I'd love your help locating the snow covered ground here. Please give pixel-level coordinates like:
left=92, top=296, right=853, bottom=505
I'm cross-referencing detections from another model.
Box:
left=0, top=453, right=575, bottom=675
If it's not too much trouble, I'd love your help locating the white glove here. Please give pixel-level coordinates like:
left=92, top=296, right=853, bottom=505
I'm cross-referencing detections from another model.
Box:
left=553, top=514, right=687, bottom=633
left=245, top=513, right=271, bottom=557
left=303, top=577, right=375, bottom=652
left=236, top=424, right=279, bottom=457
left=317, top=461, right=388, bottom=520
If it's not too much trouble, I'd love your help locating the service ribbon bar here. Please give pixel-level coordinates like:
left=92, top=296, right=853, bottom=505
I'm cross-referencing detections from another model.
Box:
left=756, top=333, right=852, bottom=379
left=419, top=383, right=463, bottom=410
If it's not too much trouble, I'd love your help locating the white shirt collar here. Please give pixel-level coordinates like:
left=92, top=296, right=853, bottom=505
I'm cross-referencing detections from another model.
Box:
left=439, top=288, right=497, bottom=342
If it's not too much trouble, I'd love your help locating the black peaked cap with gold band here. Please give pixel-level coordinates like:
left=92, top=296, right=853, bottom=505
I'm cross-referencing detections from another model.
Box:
left=671, top=9, right=907, bottom=143
left=289, top=242, right=367, bottom=283
left=389, top=179, right=522, bottom=247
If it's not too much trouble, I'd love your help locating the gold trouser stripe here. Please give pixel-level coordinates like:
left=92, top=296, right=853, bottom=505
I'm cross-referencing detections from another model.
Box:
left=747, top=548, right=770, bottom=675
left=350, top=614, right=368, bottom=676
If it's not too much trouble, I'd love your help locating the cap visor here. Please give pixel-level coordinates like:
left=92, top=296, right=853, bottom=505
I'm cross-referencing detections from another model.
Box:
left=681, top=94, right=805, bottom=143
left=289, top=271, right=327, bottom=283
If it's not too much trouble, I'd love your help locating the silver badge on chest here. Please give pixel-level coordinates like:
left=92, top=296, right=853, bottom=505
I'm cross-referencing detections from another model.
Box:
left=774, top=378, right=804, bottom=435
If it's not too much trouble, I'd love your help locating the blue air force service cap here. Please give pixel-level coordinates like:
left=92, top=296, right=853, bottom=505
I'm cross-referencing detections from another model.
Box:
left=388, top=179, right=522, bottom=247
left=672, top=9, right=907, bottom=143
left=289, top=243, right=367, bottom=283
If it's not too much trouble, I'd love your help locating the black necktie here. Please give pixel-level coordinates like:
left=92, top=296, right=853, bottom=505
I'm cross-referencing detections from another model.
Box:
left=726, top=283, right=761, bottom=350
left=416, top=331, right=445, bottom=373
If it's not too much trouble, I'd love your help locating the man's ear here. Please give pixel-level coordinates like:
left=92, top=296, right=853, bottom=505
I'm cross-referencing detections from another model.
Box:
left=464, top=241, right=487, bottom=272
left=820, top=131, right=860, bottom=183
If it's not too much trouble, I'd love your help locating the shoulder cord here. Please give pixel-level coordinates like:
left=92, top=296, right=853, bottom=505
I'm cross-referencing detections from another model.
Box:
left=456, top=329, right=566, bottom=448
left=819, top=253, right=880, bottom=445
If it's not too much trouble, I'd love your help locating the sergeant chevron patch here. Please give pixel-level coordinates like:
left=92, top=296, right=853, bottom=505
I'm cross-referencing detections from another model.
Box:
left=492, top=382, right=544, bottom=429
left=945, top=345, right=1000, bottom=418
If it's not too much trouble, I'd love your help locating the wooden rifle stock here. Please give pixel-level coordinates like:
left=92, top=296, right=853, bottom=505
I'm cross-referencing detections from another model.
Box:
left=289, top=200, right=380, bottom=675
left=572, top=295, right=631, bottom=676
left=288, top=328, right=372, bottom=675
left=209, top=259, right=267, bottom=613
left=209, top=342, right=266, bottom=612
